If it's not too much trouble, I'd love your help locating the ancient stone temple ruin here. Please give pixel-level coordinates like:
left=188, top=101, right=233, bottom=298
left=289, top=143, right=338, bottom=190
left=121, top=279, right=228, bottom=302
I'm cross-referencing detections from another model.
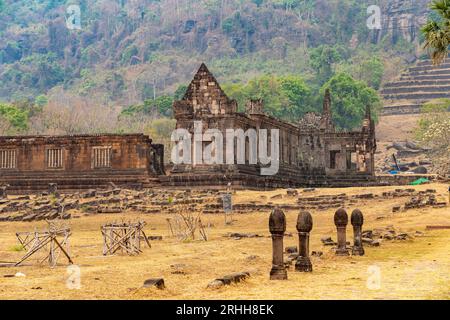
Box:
left=0, top=134, right=164, bottom=193
left=1, top=64, right=379, bottom=192
left=165, top=63, right=377, bottom=188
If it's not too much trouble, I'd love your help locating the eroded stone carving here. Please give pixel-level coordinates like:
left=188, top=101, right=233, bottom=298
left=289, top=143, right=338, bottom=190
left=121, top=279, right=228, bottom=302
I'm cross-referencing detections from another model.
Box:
left=351, top=209, right=365, bottom=256
left=269, top=208, right=288, bottom=280
left=295, top=211, right=313, bottom=272
left=334, top=208, right=350, bottom=256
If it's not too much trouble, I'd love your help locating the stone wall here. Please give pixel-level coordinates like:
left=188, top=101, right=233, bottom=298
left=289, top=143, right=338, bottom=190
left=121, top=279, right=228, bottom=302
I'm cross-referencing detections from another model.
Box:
left=0, top=134, right=164, bottom=193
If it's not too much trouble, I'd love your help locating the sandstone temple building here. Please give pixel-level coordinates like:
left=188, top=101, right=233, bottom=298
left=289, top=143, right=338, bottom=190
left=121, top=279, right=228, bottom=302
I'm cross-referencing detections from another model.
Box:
left=1, top=63, right=378, bottom=192
left=163, top=64, right=377, bottom=188
left=0, top=134, right=164, bottom=193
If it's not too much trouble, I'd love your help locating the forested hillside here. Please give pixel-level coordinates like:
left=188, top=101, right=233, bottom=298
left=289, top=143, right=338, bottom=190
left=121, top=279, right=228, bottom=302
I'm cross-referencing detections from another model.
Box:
left=0, top=0, right=433, bottom=139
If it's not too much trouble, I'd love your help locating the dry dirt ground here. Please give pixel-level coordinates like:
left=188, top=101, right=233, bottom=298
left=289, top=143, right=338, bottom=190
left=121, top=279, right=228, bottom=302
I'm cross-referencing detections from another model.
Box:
left=375, top=114, right=421, bottom=143
left=0, top=183, right=449, bottom=300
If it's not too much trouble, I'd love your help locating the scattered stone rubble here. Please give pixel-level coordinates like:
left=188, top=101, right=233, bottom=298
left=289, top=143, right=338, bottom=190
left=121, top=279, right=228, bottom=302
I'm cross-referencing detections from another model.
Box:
left=223, top=232, right=264, bottom=240
left=0, top=184, right=446, bottom=222
left=298, top=188, right=444, bottom=211
left=0, top=187, right=224, bottom=222
left=321, top=224, right=424, bottom=248
left=389, top=189, right=447, bottom=212
left=377, top=141, right=434, bottom=174
left=361, top=226, right=423, bottom=245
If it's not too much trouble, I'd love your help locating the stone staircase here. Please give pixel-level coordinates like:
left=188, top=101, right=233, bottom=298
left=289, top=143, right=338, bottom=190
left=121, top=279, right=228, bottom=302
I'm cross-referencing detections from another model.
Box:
left=381, top=58, right=450, bottom=115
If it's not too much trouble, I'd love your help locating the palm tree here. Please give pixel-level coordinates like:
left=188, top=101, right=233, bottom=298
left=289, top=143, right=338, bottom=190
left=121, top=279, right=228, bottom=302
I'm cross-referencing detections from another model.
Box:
left=422, top=0, right=450, bottom=65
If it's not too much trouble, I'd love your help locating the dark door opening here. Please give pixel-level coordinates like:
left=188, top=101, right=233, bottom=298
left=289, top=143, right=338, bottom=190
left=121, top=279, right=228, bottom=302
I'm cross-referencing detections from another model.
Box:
left=330, top=151, right=340, bottom=169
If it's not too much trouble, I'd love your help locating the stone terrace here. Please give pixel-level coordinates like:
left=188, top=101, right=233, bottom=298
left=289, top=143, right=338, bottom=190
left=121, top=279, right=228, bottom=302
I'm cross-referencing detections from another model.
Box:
left=381, top=57, right=450, bottom=115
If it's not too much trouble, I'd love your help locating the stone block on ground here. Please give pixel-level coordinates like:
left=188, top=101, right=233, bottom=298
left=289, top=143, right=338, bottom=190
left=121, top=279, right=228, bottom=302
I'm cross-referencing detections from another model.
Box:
left=143, top=278, right=165, bottom=289
left=208, top=272, right=250, bottom=289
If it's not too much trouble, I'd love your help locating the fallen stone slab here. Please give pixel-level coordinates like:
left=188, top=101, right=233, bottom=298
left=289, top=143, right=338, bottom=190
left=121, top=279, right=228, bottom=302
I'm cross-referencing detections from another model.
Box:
left=97, top=207, right=123, bottom=214
left=225, top=232, right=263, bottom=239
left=369, top=240, right=381, bottom=247
left=285, top=246, right=298, bottom=254
left=412, top=166, right=428, bottom=174
left=147, top=236, right=163, bottom=241
left=362, top=230, right=373, bottom=239
left=270, top=194, right=283, bottom=200
left=143, top=278, right=165, bottom=289
left=321, top=237, right=336, bottom=246
left=311, top=251, right=323, bottom=257
left=426, top=225, right=450, bottom=230
left=81, top=190, right=96, bottom=198
left=245, top=255, right=259, bottom=262
left=207, top=272, right=250, bottom=289
left=395, top=233, right=410, bottom=240
left=61, top=213, right=71, bottom=220
left=15, top=196, right=30, bottom=200
left=22, top=213, right=39, bottom=222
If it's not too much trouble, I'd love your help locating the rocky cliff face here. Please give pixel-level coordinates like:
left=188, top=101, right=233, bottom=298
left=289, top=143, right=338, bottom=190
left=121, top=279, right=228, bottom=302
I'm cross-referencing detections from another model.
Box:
left=0, top=0, right=433, bottom=105
left=371, top=0, right=429, bottom=51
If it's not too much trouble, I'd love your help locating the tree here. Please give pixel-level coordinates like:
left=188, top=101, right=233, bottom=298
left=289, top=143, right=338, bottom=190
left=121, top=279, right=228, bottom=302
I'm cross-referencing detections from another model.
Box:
left=321, top=73, right=381, bottom=130
left=310, top=45, right=348, bottom=85
left=422, top=0, right=450, bottom=65
left=416, top=99, right=450, bottom=174
left=121, top=95, right=174, bottom=118
left=278, top=75, right=314, bottom=118
left=0, top=103, right=28, bottom=132
left=223, top=74, right=313, bottom=121
left=35, top=95, right=49, bottom=108
left=338, top=55, right=384, bottom=90
left=174, top=84, right=188, bottom=100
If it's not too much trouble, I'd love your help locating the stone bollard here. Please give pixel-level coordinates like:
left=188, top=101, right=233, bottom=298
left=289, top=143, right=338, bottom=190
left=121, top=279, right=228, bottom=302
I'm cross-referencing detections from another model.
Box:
left=269, top=208, right=287, bottom=280
left=351, top=209, right=365, bottom=256
left=0, top=185, right=8, bottom=199
left=295, top=211, right=313, bottom=272
left=334, top=208, right=350, bottom=256
left=48, top=183, right=59, bottom=198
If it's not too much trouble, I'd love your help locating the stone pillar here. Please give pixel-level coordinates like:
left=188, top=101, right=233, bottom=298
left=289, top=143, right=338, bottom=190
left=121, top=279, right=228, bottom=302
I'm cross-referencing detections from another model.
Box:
left=269, top=208, right=287, bottom=280
left=334, top=208, right=349, bottom=256
left=0, top=185, right=8, bottom=199
left=351, top=209, right=365, bottom=256
left=48, top=183, right=59, bottom=198
left=295, top=211, right=313, bottom=272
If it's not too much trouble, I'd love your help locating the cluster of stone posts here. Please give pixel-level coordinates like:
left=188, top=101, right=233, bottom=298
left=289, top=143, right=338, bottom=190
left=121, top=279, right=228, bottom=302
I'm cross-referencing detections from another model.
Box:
left=269, top=209, right=314, bottom=280
left=269, top=207, right=366, bottom=279
left=334, top=208, right=365, bottom=257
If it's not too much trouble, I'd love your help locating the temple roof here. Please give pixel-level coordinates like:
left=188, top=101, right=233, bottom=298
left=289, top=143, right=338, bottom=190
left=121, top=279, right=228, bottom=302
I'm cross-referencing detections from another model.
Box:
left=182, top=63, right=230, bottom=103
left=177, top=63, right=236, bottom=116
